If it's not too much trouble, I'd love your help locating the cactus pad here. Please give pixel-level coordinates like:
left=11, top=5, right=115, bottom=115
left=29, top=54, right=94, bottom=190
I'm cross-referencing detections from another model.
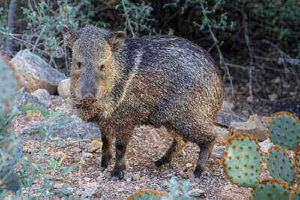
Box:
left=0, top=57, right=17, bottom=113
left=220, top=133, right=262, bottom=187
left=251, top=179, right=292, bottom=200
left=267, top=146, right=296, bottom=185
left=266, top=112, right=300, bottom=150
left=290, top=186, right=300, bottom=200
left=127, top=189, right=165, bottom=200
left=295, top=148, right=300, bottom=182
left=0, top=171, right=21, bottom=193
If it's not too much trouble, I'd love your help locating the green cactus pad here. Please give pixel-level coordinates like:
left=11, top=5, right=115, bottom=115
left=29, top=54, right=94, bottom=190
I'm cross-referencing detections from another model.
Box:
left=220, top=133, right=262, bottom=188
left=0, top=171, right=21, bottom=193
left=251, top=179, right=292, bottom=200
left=290, top=186, right=300, bottom=200
left=0, top=57, right=17, bottom=112
left=266, top=112, right=300, bottom=150
left=267, top=146, right=296, bottom=185
left=127, top=189, right=165, bottom=200
left=295, top=148, right=300, bottom=182
left=0, top=135, right=22, bottom=179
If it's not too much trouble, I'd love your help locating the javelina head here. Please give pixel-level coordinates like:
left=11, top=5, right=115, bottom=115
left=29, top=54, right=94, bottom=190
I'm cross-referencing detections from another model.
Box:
left=63, top=26, right=126, bottom=107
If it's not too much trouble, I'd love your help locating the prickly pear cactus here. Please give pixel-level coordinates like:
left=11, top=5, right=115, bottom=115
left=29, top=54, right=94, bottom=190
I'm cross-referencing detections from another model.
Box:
left=127, top=189, right=165, bottom=200
left=220, top=133, right=262, bottom=188
left=0, top=56, right=17, bottom=126
left=290, top=186, right=300, bottom=200
left=0, top=171, right=21, bottom=193
left=251, top=179, right=292, bottom=200
left=266, top=112, right=300, bottom=150
left=0, top=55, right=21, bottom=193
left=267, top=146, right=296, bottom=185
left=295, top=148, right=300, bottom=182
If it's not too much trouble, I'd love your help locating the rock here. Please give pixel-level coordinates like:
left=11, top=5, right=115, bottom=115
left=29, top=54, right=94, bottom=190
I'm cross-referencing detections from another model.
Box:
left=10, top=49, right=66, bottom=94
left=212, top=145, right=225, bottom=159
left=54, top=184, right=76, bottom=196
left=217, top=101, right=245, bottom=127
left=82, top=152, right=93, bottom=158
left=268, top=93, right=278, bottom=101
left=86, top=140, right=102, bottom=153
left=31, top=89, right=51, bottom=108
left=14, top=90, right=45, bottom=108
left=188, top=188, right=205, bottom=198
left=213, top=126, right=230, bottom=145
left=50, top=117, right=101, bottom=139
left=58, top=78, right=71, bottom=98
left=217, top=185, right=251, bottom=200
left=259, top=139, right=274, bottom=153
left=230, top=114, right=267, bottom=141
left=82, top=182, right=99, bottom=196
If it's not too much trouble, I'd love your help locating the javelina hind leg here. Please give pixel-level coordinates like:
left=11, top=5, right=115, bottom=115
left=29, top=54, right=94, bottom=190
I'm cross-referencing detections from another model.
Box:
left=111, top=133, right=132, bottom=180
left=194, top=142, right=214, bottom=178
left=154, top=133, right=187, bottom=167
left=100, top=129, right=113, bottom=170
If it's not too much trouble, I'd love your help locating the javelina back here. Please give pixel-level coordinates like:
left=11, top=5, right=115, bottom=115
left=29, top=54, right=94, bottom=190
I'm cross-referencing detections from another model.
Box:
left=63, top=25, right=224, bottom=180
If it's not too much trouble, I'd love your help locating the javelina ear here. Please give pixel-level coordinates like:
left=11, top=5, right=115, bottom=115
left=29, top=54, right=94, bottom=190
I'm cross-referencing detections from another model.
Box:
left=104, top=31, right=126, bottom=52
left=62, top=26, right=78, bottom=48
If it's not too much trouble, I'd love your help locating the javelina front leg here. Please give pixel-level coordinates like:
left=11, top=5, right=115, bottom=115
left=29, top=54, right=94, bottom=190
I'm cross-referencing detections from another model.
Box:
left=194, top=142, right=214, bottom=178
left=154, top=134, right=187, bottom=167
left=101, top=129, right=113, bottom=170
left=111, top=134, right=132, bottom=180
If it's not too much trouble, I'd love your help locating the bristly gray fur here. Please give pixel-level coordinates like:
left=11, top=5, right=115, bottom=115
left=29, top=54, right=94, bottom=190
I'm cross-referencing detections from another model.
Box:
left=63, top=25, right=224, bottom=180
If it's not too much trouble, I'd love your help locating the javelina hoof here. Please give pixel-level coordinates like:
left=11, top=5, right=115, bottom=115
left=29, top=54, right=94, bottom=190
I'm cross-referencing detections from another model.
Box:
left=111, top=167, right=124, bottom=180
left=193, top=165, right=204, bottom=178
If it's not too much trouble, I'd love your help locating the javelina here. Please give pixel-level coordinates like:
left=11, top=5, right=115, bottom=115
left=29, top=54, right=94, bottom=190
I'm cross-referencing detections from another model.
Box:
left=63, top=25, right=224, bottom=180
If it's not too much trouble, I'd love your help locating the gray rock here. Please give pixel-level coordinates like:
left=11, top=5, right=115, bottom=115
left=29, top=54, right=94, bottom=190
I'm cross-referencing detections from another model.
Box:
left=10, top=49, right=66, bottom=94
left=213, top=126, right=230, bottom=144
left=14, top=90, right=44, bottom=109
left=54, top=185, right=76, bottom=196
left=217, top=101, right=245, bottom=127
left=51, top=117, right=101, bottom=139
left=212, top=145, right=226, bottom=159
left=31, top=89, right=51, bottom=108
left=188, top=188, right=206, bottom=197
left=58, top=78, right=71, bottom=98
left=230, top=114, right=267, bottom=141
left=259, top=139, right=274, bottom=152
left=19, top=117, right=101, bottom=140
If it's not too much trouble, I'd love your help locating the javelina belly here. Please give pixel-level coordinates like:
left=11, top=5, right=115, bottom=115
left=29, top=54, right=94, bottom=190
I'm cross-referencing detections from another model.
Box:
left=63, top=26, right=224, bottom=180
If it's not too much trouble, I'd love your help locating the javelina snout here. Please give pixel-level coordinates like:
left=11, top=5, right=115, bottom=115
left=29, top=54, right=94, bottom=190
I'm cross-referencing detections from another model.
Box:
left=63, top=25, right=224, bottom=180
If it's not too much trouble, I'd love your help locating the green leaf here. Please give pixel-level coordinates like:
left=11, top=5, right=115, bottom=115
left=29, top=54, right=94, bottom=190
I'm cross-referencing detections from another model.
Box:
left=61, top=165, right=76, bottom=175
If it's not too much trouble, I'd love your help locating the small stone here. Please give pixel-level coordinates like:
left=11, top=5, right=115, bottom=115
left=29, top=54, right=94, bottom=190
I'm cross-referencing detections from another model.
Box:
left=230, top=114, right=266, bottom=141
left=31, top=89, right=51, bottom=108
left=259, top=139, right=274, bottom=153
left=54, top=185, right=76, bottom=196
left=268, top=93, right=278, bottom=101
left=58, top=78, right=71, bottom=98
left=86, top=140, right=102, bottom=153
left=132, top=173, right=140, bottom=181
left=70, top=147, right=82, bottom=154
left=188, top=188, right=206, bottom=197
left=186, top=163, right=193, bottom=168
left=212, top=146, right=226, bottom=159
left=82, top=152, right=93, bottom=158
left=52, top=152, right=67, bottom=160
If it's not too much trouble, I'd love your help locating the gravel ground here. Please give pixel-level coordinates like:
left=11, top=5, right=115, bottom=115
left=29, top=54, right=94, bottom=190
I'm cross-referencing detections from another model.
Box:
left=20, top=125, right=232, bottom=199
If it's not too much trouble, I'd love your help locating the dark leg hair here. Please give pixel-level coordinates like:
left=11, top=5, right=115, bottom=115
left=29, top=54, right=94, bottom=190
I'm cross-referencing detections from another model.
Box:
left=154, top=133, right=187, bottom=167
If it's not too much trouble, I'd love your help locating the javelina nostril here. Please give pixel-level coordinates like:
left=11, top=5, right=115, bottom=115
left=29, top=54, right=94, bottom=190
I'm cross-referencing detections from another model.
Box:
left=81, top=93, right=97, bottom=105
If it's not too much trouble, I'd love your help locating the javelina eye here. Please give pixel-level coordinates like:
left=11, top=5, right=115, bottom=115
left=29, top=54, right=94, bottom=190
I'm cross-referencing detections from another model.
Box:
left=100, top=64, right=105, bottom=71
left=76, top=62, right=82, bottom=70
